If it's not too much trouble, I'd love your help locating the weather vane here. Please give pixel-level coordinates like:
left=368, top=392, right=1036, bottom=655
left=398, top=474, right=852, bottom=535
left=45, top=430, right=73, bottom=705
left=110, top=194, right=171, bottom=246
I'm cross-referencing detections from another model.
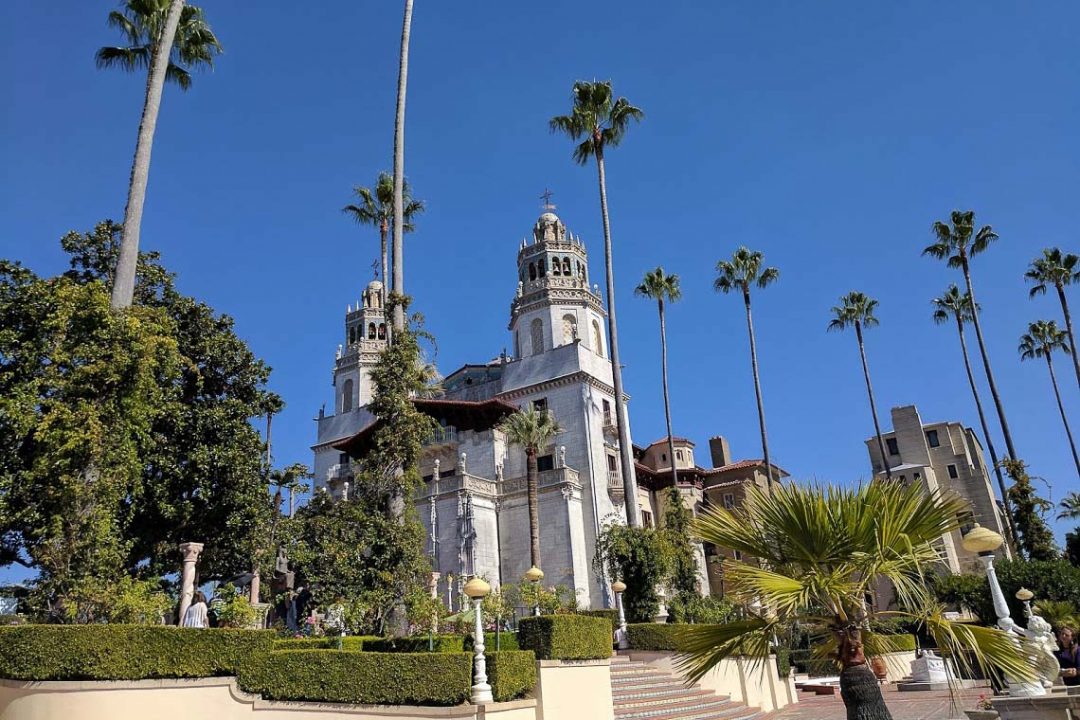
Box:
left=540, top=188, right=556, bottom=212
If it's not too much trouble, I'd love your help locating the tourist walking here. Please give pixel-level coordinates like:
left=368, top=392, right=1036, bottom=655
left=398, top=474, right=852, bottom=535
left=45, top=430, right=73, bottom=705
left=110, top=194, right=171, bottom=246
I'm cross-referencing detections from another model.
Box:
left=1057, top=626, right=1079, bottom=686
left=182, top=591, right=209, bottom=628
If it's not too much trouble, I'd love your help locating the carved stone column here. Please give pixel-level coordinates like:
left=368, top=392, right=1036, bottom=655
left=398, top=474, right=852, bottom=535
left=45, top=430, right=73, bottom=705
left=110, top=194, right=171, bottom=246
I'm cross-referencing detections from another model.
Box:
left=177, top=542, right=204, bottom=625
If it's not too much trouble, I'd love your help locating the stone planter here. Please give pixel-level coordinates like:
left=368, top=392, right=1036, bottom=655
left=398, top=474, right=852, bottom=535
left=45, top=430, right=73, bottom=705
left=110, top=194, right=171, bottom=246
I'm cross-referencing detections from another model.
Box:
left=965, top=710, right=998, bottom=720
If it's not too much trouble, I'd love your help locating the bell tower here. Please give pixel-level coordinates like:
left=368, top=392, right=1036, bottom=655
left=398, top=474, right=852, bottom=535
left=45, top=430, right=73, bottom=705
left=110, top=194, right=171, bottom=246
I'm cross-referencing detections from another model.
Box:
left=334, top=279, right=387, bottom=413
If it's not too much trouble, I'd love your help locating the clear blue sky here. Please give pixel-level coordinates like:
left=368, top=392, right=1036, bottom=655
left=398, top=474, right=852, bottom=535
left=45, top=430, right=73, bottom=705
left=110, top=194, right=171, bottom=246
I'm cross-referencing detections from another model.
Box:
left=2, top=1, right=1078, bottom=584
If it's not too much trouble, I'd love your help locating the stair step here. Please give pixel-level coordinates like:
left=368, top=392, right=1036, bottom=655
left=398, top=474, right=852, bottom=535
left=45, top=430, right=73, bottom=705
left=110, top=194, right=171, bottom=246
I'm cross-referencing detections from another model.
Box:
left=614, top=689, right=716, bottom=708
left=618, top=705, right=761, bottom=720
left=611, top=674, right=678, bottom=687
left=614, top=696, right=743, bottom=720
left=614, top=686, right=715, bottom=702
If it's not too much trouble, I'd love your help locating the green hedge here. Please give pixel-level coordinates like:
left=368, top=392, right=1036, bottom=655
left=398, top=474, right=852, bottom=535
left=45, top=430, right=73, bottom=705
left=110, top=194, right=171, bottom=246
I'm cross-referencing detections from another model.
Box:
left=271, top=635, right=379, bottom=652
left=238, top=650, right=472, bottom=706
left=487, top=650, right=536, bottom=702
left=790, top=649, right=838, bottom=677
left=466, top=632, right=518, bottom=652
left=518, top=615, right=611, bottom=660
left=364, top=635, right=465, bottom=653
left=580, top=609, right=619, bottom=631
left=626, top=623, right=687, bottom=651
left=876, top=634, right=917, bottom=652
left=0, top=625, right=272, bottom=680
left=774, top=647, right=791, bottom=678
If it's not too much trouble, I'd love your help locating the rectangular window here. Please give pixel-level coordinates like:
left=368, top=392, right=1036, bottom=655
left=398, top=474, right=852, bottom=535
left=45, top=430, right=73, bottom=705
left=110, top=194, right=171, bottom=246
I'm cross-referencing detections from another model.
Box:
left=532, top=398, right=548, bottom=414
left=926, top=429, right=940, bottom=448
left=537, top=454, right=554, bottom=472
left=338, top=452, right=349, bottom=465
left=675, top=450, right=683, bottom=462
left=641, top=510, right=653, bottom=528
left=733, top=550, right=743, bottom=561
left=947, top=464, right=959, bottom=479
left=602, top=399, right=613, bottom=427
left=886, top=437, right=899, bottom=456
left=606, top=454, right=618, bottom=472
left=722, top=493, right=735, bottom=509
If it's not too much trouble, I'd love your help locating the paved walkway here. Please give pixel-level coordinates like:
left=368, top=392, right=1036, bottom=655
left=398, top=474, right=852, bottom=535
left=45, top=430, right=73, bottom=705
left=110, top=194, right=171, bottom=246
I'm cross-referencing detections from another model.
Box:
left=773, top=688, right=985, bottom=720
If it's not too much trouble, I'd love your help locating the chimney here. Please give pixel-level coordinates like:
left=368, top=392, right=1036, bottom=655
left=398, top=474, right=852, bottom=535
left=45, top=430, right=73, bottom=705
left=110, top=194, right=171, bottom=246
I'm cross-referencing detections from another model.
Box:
left=709, top=436, right=732, bottom=469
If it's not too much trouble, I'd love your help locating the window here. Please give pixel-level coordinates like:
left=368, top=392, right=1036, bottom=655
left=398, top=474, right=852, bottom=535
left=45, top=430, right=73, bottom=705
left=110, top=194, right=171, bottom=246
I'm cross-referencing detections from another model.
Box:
left=342, top=379, right=354, bottom=412
left=606, top=454, right=618, bottom=472
left=592, top=320, right=604, bottom=357
left=733, top=550, right=743, bottom=561
left=562, top=257, right=571, bottom=275
left=349, top=326, right=356, bottom=344
left=661, top=453, right=667, bottom=462
left=530, top=318, right=544, bottom=356
left=529, top=263, right=537, bottom=281
left=537, top=454, right=554, bottom=472
left=926, top=429, right=940, bottom=448
left=957, top=511, right=975, bottom=535
left=562, top=314, right=578, bottom=345
left=886, top=437, right=899, bottom=456
left=532, top=398, right=548, bottom=414
left=947, top=464, right=959, bottom=479
left=368, top=322, right=376, bottom=339
left=514, top=331, right=521, bottom=358
left=722, top=493, right=735, bottom=509
left=377, top=323, right=386, bottom=340
left=538, top=258, right=546, bottom=277
left=339, top=452, right=349, bottom=465
left=552, top=257, right=561, bottom=275
left=641, top=510, right=653, bottom=528
left=675, top=450, right=683, bottom=462
left=602, top=399, right=612, bottom=426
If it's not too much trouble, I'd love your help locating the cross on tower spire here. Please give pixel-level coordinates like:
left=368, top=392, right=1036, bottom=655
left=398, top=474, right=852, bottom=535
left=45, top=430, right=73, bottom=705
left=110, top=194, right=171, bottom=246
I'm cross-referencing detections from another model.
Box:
left=540, top=188, right=556, bottom=212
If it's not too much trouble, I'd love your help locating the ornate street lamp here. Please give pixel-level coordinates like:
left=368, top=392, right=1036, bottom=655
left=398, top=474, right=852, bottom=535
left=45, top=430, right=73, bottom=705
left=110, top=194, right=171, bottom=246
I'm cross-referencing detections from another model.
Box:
left=463, top=577, right=493, bottom=705
left=611, top=580, right=628, bottom=650
left=1015, top=587, right=1034, bottom=619
left=524, top=566, right=544, bottom=617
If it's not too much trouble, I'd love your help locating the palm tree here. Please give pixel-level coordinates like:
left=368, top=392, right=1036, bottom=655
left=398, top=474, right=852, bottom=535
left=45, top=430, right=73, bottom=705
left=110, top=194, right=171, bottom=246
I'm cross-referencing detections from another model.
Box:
left=829, top=292, right=891, bottom=479
left=715, top=247, right=780, bottom=490
left=1019, top=320, right=1080, bottom=477
left=925, top=211, right=1018, bottom=461
left=97, top=0, right=221, bottom=310
left=499, top=407, right=564, bottom=569
left=342, top=172, right=424, bottom=304
left=635, top=267, right=682, bottom=488
left=679, top=481, right=1032, bottom=719
left=1025, top=248, right=1080, bottom=390
left=1058, top=491, right=1080, bottom=521
left=550, top=80, right=643, bottom=526
left=932, top=285, right=1021, bottom=550
left=390, top=0, right=414, bottom=332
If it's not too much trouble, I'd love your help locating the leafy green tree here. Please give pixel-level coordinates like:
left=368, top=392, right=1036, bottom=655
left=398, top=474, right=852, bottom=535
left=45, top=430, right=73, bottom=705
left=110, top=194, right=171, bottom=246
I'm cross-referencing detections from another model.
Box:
left=715, top=248, right=780, bottom=488
left=594, top=521, right=668, bottom=622
left=925, top=211, right=1018, bottom=462
left=97, top=0, right=221, bottom=310
left=499, top=407, right=564, bottom=569
left=828, top=291, right=891, bottom=479
left=390, top=0, right=415, bottom=332
left=343, top=172, right=424, bottom=304
left=935, top=560, right=1080, bottom=624
left=635, top=267, right=682, bottom=487
left=1066, top=531, right=1080, bottom=568
left=550, top=80, right=643, bottom=526
left=1019, top=320, right=1080, bottom=477
left=1025, top=248, right=1080, bottom=389
left=684, top=481, right=1031, bottom=719
left=932, top=285, right=1019, bottom=549
left=1002, top=459, right=1059, bottom=561
left=660, top=487, right=699, bottom=609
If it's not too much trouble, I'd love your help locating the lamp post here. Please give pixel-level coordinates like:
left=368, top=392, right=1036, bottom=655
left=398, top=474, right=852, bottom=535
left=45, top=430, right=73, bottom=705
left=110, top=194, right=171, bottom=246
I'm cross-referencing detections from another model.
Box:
left=612, top=580, right=628, bottom=650
left=463, top=577, right=493, bottom=705
left=524, top=566, right=544, bottom=617
left=1015, top=587, right=1034, bottom=619
left=961, top=524, right=1045, bottom=697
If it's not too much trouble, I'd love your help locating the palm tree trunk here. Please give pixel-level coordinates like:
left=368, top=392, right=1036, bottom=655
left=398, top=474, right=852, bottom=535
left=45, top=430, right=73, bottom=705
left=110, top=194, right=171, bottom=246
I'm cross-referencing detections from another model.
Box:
left=856, top=322, right=891, bottom=479
left=1056, top=283, right=1080, bottom=390
left=744, top=290, right=774, bottom=491
left=839, top=664, right=893, bottom=719
left=527, top=448, right=541, bottom=568
left=380, top=219, right=389, bottom=306
left=956, top=317, right=1021, bottom=551
left=253, top=411, right=274, bottom=604
left=110, top=0, right=185, bottom=311
left=594, top=147, right=639, bottom=527
left=658, top=298, right=678, bottom=488
left=963, top=260, right=1018, bottom=460
left=1045, top=355, right=1080, bottom=478
left=390, top=0, right=413, bottom=332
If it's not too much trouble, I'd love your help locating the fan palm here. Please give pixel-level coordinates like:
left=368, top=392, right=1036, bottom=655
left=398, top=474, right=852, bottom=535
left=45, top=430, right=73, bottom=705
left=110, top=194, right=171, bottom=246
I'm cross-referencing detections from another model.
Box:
left=550, top=80, right=643, bottom=525
left=390, top=0, right=414, bottom=332
left=680, top=481, right=1033, bottom=719
left=97, top=0, right=222, bottom=310
left=1019, top=321, right=1079, bottom=477
left=1059, top=491, right=1080, bottom=521
left=715, top=248, right=780, bottom=490
left=828, top=292, right=891, bottom=479
left=925, top=211, right=1018, bottom=461
left=932, top=285, right=1020, bottom=550
left=1026, top=248, right=1080, bottom=390
left=499, top=407, right=564, bottom=569
left=635, top=267, right=683, bottom=488
left=343, top=172, right=424, bottom=305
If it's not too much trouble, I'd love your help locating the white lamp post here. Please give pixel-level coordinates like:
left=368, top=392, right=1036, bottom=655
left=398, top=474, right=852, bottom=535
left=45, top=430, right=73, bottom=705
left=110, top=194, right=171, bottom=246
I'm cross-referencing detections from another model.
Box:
left=961, top=525, right=1045, bottom=697
left=612, top=580, right=628, bottom=650
left=464, top=577, right=493, bottom=705
left=524, top=566, right=544, bottom=617
left=1015, top=587, right=1034, bottom=619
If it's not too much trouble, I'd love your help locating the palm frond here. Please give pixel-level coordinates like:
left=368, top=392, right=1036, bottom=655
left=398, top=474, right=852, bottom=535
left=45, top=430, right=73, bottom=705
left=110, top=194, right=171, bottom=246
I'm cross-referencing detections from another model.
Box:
left=675, top=618, right=777, bottom=684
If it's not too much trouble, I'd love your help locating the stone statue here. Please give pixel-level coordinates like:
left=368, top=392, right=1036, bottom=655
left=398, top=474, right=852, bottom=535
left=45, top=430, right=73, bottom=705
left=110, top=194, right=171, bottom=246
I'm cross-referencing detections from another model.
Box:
left=1001, top=614, right=1060, bottom=689
left=516, top=281, right=523, bottom=298
left=559, top=446, right=567, bottom=468
left=275, top=546, right=289, bottom=575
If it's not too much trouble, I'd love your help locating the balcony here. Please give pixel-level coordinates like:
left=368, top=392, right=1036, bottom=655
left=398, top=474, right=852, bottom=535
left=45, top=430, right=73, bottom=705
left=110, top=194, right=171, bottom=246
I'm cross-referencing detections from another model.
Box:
left=607, top=470, right=624, bottom=497
left=327, top=463, right=353, bottom=483
left=422, top=425, right=458, bottom=446
left=602, top=413, right=618, bottom=434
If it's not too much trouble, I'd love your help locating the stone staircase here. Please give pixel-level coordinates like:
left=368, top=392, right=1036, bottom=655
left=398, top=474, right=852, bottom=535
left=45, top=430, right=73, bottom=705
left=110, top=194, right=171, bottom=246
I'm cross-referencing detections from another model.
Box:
left=610, top=655, right=765, bottom=720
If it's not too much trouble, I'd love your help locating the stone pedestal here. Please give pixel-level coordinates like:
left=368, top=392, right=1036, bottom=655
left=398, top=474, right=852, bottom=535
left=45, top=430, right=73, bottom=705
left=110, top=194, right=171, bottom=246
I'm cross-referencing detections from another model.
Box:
left=176, top=542, right=204, bottom=626
left=909, top=651, right=948, bottom=684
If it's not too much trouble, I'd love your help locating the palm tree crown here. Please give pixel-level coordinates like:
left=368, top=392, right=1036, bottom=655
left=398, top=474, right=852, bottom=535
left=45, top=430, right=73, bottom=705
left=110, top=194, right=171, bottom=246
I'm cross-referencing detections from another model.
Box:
left=499, top=406, right=563, bottom=456
left=714, top=247, right=779, bottom=295
left=96, top=0, right=221, bottom=91
left=931, top=284, right=976, bottom=325
left=924, top=210, right=998, bottom=266
left=828, top=291, right=879, bottom=332
left=1019, top=320, right=1071, bottom=361
left=548, top=80, right=644, bottom=164
left=1025, top=248, right=1080, bottom=298
left=1059, top=491, right=1080, bottom=521
left=634, top=267, right=681, bottom=303
left=342, top=172, right=424, bottom=235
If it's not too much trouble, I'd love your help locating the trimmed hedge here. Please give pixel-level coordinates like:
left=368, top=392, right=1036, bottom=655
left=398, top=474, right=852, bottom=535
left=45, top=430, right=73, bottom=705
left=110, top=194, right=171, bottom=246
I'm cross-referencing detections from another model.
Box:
left=878, top=634, right=917, bottom=652
left=580, top=609, right=619, bottom=632
left=364, top=635, right=466, bottom=653
left=237, top=649, right=472, bottom=706
left=0, top=625, right=272, bottom=680
left=518, top=615, right=611, bottom=660
left=486, top=650, right=536, bottom=702
left=774, top=647, right=791, bottom=678
left=466, top=632, right=519, bottom=652
left=626, top=623, right=687, bottom=651
left=272, top=637, right=333, bottom=651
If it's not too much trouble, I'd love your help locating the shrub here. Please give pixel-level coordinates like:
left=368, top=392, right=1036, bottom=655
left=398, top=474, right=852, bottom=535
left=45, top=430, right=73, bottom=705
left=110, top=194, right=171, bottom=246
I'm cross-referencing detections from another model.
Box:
left=790, top=649, right=838, bottom=677
left=487, top=650, right=536, bottom=701
left=466, top=632, right=519, bottom=652
left=272, top=637, right=333, bottom=651
left=874, top=634, right=917, bottom=652
left=342, top=635, right=380, bottom=651
left=0, top=626, right=272, bottom=680
left=774, top=647, right=791, bottom=678
left=627, top=623, right=687, bottom=651
left=211, top=584, right=256, bottom=629
left=594, top=524, right=668, bottom=622
left=666, top=596, right=738, bottom=625
left=364, top=634, right=465, bottom=653
left=237, top=650, right=472, bottom=706
left=580, top=609, right=619, bottom=631
left=932, top=559, right=1080, bottom=625
left=518, top=615, right=611, bottom=660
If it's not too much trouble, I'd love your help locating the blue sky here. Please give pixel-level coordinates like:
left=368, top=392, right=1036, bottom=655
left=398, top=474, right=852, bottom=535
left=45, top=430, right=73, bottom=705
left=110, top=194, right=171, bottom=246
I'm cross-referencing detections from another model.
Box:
left=2, top=1, right=1078, bottom=585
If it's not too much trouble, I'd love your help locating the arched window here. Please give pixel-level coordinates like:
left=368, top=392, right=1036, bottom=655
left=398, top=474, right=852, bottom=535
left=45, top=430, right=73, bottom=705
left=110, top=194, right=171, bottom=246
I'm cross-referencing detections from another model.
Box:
left=592, top=320, right=604, bottom=357
left=349, top=326, right=356, bottom=344
left=514, top=331, right=521, bottom=358
left=530, top=318, right=544, bottom=356
left=378, top=323, right=386, bottom=339
left=562, top=257, right=571, bottom=275
left=562, top=314, right=578, bottom=345
left=342, top=379, right=354, bottom=412
left=529, top=263, right=536, bottom=281
left=579, top=261, right=587, bottom=283
left=552, top=257, right=561, bottom=276
left=368, top=323, right=376, bottom=339
left=538, top=259, right=546, bottom=277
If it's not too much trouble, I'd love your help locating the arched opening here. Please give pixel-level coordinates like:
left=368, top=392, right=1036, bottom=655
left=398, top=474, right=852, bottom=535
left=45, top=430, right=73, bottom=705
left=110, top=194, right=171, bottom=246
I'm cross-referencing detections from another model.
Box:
left=538, top=258, right=546, bottom=277
left=529, top=263, right=537, bottom=281
left=514, top=330, right=521, bottom=359
left=562, top=257, right=571, bottom=275
left=592, top=320, right=604, bottom=358
left=562, top=314, right=578, bottom=345
left=552, top=257, right=561, bottom=276
left=368, top=323, right=376, bottom=339
left=531, top=318, right=544, bottom=356
left=349, top=326, right=356, bottom=344
left=378, top=323, right=386, bottom=340
left=579, top=261, right=587, bottom=283
left=342, top=379, right=355, bottom=412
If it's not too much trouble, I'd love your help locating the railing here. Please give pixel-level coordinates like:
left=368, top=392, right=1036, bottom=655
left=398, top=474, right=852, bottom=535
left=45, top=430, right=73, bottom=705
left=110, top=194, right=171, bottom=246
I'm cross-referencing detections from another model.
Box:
left=602, top=413, right=617, bottom=433
left=607, top=470, right=624, bottom=496
left=327, top=463, right=353, bottom=483
left=422, top=425, right=457, bottom=446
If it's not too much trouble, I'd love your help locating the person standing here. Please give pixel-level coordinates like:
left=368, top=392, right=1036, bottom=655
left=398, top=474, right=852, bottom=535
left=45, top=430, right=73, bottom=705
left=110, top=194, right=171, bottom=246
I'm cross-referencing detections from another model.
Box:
left=1057, top=626, right=1079, bottom=686
left=182, top=591, right=209, bottom=628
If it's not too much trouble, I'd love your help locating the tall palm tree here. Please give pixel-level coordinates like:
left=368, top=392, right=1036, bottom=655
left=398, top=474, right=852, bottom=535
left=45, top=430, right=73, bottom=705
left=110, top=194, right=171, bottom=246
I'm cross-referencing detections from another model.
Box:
left=829, top=292, right=892, bottom=479
left=550, top=80, right=644, bottom=526
left=97, top=0, right=221, bottom=310
left=932, top=285, right=1021, bottom=551
left=680, top=481, right=1032, bottom=719
left=925, top=211, right=1018, bottom=461
left=635, top=267, right=682, bottom=488
left=1058, top=491, right=1080, bottom=521
left=499, top=407, right=564, bottom=569
left=1025, top=248, right=1080, bottom=390
left=342, top=172, right=424, bottom=304
left=1019, top=320, right=1080, bottom=477
left=390, top=0, right=414, bottom=332
left=715, top=247, right=780, bottom=490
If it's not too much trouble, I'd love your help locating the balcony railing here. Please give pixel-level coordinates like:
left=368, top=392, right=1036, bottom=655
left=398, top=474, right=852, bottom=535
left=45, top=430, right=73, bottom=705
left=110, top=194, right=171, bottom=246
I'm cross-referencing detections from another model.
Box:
left=607, top=470, right=624, bottom=496
left=422, top=425, right=458, bottom=446
left=327, top=463, right=353, bottom=483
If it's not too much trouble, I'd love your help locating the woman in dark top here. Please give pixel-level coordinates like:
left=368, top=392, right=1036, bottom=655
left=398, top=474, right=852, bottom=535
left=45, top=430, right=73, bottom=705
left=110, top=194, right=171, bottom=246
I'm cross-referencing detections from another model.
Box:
left=1058, top=626, right=1079, bottom=686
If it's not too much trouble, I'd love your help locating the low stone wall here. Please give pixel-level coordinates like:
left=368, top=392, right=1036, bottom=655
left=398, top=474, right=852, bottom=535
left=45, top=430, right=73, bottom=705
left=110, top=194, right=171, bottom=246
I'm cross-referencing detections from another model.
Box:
left=0, top=678, right=536, bottom=720
left=623, top=651, right=797, bottom=713
left=533, top=659, right=612, bottom=720
left=992, top=688, right=1080, bottom=720
left=878, top=650, right=918, bottom=683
